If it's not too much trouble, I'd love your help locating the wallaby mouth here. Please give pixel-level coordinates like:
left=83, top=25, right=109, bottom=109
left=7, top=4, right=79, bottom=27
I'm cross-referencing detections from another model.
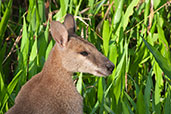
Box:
left=95, top=62, right=115, bottom=76
left=96, top=70, right=109, bottom=76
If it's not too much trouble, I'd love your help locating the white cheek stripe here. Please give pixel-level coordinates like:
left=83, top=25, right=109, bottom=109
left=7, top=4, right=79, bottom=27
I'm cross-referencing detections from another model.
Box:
left=81, top=58, right=98, bottom=72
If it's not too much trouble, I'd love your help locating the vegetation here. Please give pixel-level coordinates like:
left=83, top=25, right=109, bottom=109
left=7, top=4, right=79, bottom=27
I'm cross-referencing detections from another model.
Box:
left=0, top=0, right=171, bottom=113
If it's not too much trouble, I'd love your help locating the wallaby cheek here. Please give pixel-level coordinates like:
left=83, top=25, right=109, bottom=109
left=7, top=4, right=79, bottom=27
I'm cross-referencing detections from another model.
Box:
left=77, top=58, right=98, bottom=74
left=61, top=54, right=83, bottom=72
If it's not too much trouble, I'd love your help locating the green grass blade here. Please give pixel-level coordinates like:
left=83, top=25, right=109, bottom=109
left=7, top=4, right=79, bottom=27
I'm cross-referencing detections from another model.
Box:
left=21, top=17, right=29, bottom=64
left=156, top=19, right=170, bottom=64
left=113, top=0, right=124, bottom=25
left=0, top=0, right=13, bottom=44
left=123, top=0, right=139, bottom=30
left=141, top=36, right=171, bottom=79
left=136, top=88, right=146, bottom=114
left=18, top=16, right=29, bottom=85
left=76, top=73, right=83, bottom=94
left=38, top=0, right=46, bottom=23
left=0, top=71, right=4, bottom=90
left=154, top=82, right=161, bottom=114
left=164, top=88, right=171, bottom=114
left=0, top=43, right=7, bottom=67
left=98, top=77, right=105, bottom=113
left=88, top=0, right=94, bottom=14
left=144, top=0, right=150, bottom=25
left=108, top=40, right=117, bottom=83
left=104, top=104, right=115, bottom=114
left=153, top=0, right=160, bottom=9
left=103, top=20, right=110, bottom=56
left=109, top=40, right=117, bottom=66
left=38, top=21, right=49, bottom=69
left=122, top=100, right=129, bottom=114
left=27, top=0, right=35, bottom=22
left=113, top=51, right=126, bottom=104
left=144, top=68, right=153, bottom=114
left=74, top=0, right=82, bottom=16
left=156, top=24, right=168, bottom=48
left=54, top=0, right=69, bottom=20
left=45, top=40, right=54, bottom=60
left=30, top=6, right=37, bottom=32
left=44, top=20, right=49, bottom=43
left=124, top=92, right=136, bottom=110
left=122, top=96, right=134, bottom=114
left=90, top=101, right=99, bottom=114
left=60, top=0, right=69, bottom=16
left=29, top=35, right=38, bottom=79
left=94, top=0, right=106, bottom=15
left=153, top=62, right=163, bottom=88
left=0, top=71, right=5, bottom=103
left=0, top=70, right=22, bottom=111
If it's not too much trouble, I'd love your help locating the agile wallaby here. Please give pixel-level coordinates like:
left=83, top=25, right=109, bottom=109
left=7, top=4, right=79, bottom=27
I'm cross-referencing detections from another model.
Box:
left=6, top=14, right=114, bottom=114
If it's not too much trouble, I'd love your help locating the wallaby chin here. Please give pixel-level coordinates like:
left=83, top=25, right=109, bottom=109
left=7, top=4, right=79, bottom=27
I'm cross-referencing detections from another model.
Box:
left=6, top=14, right=114, bottom=114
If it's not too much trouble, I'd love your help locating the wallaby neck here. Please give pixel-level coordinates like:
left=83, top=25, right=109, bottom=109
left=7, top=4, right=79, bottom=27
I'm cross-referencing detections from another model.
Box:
left=42, top=44, right=73, bottom=81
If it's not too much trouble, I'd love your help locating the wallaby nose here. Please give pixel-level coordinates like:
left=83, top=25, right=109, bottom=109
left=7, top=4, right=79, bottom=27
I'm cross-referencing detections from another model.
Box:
left=105, top=62, right=115, bottom=74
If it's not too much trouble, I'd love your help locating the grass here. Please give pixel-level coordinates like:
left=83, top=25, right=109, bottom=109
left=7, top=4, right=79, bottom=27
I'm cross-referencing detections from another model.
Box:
left=0, top=0, right=171, bottom=113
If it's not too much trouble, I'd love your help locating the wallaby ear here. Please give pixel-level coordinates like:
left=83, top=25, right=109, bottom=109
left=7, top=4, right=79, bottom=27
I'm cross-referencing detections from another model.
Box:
left=50, top=21, right=68, bottom=47
left=64, top=14, right=75, bottom=34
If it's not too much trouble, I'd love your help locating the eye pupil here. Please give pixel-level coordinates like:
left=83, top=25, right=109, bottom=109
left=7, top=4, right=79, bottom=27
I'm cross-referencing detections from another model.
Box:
left=80, top=51, right=89, bottom=56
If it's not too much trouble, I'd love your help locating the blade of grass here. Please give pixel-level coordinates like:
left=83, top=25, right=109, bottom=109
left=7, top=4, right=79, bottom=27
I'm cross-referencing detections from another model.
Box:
left=113, top=0, right=124, bottom=25
left=124, top=92, right=136, bottom=111
left=144, top=67, right=153, bottom=114
left=136, top=88, right=146, bottom=114
left=122, top=96, right=134, bottom=114
left=17, top=16, right=29, bottom=87
left=123, top=0, right=139, bottom=30
left=156, top=20, right=170, bottom=63
left=104, top=104, right=115, bottom=114
left=144, top=0, right=150, bottom=25
left=154, top=81, right=161, bottom=114
left=113, top=50, right=126, bottom=104
left=94, top=0, right=106, bottom=15
left=76, top=73, right=83, bottom=94
left=45, top=40, right=54, bottom=60
left=28, top=34, right=38, bottom=79
left=0, top=0, right=13, bottom=45
left=98, top=77, right=105, bottom=113
left=0, top=70, right=22, bottom=111
left=54, top=0, right=69, bottom=20
left=141, top=36, right=171, bottom=80
left=38, top=0, right=46, bottom=23
left=122, top=100, right=129, bottom=114
left=37, top=21, right=49, bottom=70
left=74, top=0, right=82, bottom=16
left=0, top=71, right=5, bottom=102
left=0, top=43, right=7, bottom=68
left=164, top=88, right=171, bottom=114
left=90, top=101, right=99, bottom=114
left=103, top=20, right=110, bottom=56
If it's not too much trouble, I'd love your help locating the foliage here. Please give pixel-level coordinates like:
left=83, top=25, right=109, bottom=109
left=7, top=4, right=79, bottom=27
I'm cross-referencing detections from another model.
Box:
left=0, top=0, right=171, bottom=113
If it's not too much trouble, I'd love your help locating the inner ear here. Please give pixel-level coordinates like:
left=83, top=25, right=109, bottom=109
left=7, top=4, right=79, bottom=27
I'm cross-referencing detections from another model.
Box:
left=50, top=21, right=68, bottom=47
left=64, top=14, right=75, bottom=35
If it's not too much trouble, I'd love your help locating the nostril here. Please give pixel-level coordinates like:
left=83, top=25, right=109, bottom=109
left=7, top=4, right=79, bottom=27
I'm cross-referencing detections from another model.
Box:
left=106, top=63, right=115, bottom=72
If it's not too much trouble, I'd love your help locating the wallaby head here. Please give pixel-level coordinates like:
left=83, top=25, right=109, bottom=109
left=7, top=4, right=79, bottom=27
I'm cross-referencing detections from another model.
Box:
left=50, top=14, right=114, bottom=76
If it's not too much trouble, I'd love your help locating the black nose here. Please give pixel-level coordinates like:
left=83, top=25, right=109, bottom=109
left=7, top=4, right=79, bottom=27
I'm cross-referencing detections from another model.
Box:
left=105, top=62, right=115, bottom=73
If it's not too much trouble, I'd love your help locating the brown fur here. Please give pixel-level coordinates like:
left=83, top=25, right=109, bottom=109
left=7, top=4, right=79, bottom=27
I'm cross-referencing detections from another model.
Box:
left=6, top=14, right=114, bottom=114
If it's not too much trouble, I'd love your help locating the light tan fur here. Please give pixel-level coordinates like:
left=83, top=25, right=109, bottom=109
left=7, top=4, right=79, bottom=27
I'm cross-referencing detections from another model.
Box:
left=6, top=14, right=114, bottom=114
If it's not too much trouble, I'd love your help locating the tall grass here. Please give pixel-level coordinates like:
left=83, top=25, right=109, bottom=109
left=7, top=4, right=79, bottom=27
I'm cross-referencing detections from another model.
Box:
left=0, top=0, right=171, bottom=113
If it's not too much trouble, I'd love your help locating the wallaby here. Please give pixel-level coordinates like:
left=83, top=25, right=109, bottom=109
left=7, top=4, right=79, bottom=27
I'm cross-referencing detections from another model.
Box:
left=6, top=14, right=114, bottom=114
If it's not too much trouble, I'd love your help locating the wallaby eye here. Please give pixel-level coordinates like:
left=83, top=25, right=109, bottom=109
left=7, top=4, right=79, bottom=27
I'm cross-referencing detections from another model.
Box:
left=80, top=51, right=89, bottom=56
